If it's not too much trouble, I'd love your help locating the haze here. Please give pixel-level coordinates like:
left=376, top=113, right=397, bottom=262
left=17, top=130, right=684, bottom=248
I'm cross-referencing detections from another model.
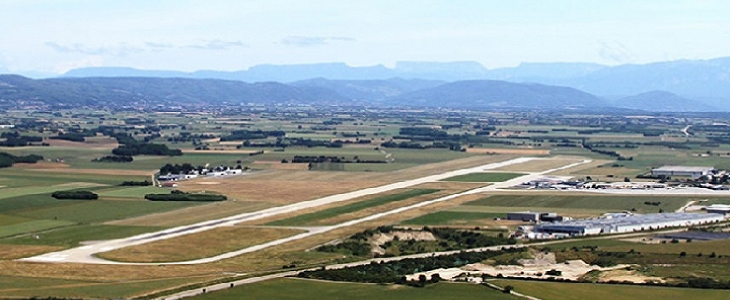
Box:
left=2, top=0, right=730, bottom=76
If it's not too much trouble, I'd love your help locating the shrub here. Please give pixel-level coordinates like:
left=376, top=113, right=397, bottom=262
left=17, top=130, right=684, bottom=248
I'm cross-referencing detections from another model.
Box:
left=51, top=190, right=98, bottom=200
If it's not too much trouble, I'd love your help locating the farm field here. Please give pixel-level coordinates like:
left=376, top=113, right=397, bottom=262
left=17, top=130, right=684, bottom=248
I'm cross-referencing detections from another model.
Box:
left=188, top=278, right=520, bottom=300
left=490, top=279, right=730, bottom=300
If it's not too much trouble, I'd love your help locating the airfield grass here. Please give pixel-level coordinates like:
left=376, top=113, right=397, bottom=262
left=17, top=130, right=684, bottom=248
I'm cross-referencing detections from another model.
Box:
left=97, top=226, right=305, bottom=263
left=1, top=194, right=205, bottom=224
left=465, top=194, right=703, bottom=214
left=188, top=279, right=520, bottom=300
left=0, top=219, right=76, bottom=239
left=1, top=224, right=161, bottom=248
left=490, top=279, right=730, bottom=300
left=0, top=275, right=221, bottom=299
left=401, top=211, right=506, bottom=226
left=441, top=172, right=525, bottom=182
left=267, top=189, right=440, bottom=226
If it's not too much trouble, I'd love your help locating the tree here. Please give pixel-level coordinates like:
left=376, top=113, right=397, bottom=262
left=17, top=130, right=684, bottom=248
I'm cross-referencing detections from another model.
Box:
left=503, top=285, right=514, bottom=294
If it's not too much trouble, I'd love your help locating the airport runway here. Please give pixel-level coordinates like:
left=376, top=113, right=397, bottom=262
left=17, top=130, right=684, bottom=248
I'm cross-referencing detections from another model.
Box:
left=22, top=156, right=564, bottom=264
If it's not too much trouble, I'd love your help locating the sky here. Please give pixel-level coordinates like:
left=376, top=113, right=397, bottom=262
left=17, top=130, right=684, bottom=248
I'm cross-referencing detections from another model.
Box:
left=2, top=0, right=730, bottom=76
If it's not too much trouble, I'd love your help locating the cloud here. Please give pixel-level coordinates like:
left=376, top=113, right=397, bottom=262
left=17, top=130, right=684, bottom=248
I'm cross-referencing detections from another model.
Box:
left=45, top=42, right=144, bottom=56
left=184, top=39, right=248, bottom=50
left=145, top=42, right=174, bottom=49
left=281, top=36, right=356, bottom=47
left=597, top=40, right=634, bottom=64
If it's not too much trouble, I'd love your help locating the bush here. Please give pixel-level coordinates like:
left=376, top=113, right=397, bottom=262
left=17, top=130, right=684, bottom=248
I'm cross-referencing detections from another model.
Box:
left=51, top=190, right=98, bottom=200
left=144, top=192, right=227, bottom=202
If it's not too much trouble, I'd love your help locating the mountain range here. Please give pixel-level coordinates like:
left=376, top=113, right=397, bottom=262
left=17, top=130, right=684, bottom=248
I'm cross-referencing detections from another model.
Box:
left=2, top=57, right=730, bottom=111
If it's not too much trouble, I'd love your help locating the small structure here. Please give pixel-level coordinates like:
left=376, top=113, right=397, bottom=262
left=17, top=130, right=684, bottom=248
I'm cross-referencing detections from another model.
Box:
left=651, top=166, right=715, bottom=179
left=706, top=204, right=730, bottom=216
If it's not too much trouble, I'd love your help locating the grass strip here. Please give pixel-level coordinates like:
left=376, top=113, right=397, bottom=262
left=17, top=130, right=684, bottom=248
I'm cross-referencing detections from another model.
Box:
left=267, top=189, right=440, bottom=226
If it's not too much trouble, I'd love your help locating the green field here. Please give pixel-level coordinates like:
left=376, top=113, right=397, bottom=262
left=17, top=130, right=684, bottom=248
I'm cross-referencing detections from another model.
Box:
left=441, top=172, right=525, bottom=182
left=491, top=279, right=730, bottom=300
left=188, top=279, right=520, bottom=300
left=401, top=211, right=506, bottom=225
left=465, top=194, right=706, bottom=214
left=267, top=189, right=440, bottom=226
left=2, top=224, right=160, bottom=247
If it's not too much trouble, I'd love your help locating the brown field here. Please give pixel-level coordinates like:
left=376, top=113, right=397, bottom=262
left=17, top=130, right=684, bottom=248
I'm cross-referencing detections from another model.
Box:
left=493, top=157, right=584, bottom=172
left=466, top=148, right=550, bottom=155
left=178, top=171, right=389, bottom=205
left=253, top=161, right=310, bottom=170
left=0, top=245, right=64, bottom=260
left=97, top=226, right=305, bottom=263
left=106, top=200, right=273, bottom=227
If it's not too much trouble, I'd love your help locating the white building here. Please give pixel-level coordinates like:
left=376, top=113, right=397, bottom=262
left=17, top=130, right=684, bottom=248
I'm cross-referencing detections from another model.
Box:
left=651, top=166, right=715, bottom=179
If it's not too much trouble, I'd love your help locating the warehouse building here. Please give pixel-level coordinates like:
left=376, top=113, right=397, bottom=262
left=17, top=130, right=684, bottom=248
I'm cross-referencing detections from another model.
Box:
left=507, top=211, right=555, bottom=222
left=706, top=204, right=730, bottom=216
left=534, top=212, right=725, bottom=237
left=650, top=166, right=715, bottom=179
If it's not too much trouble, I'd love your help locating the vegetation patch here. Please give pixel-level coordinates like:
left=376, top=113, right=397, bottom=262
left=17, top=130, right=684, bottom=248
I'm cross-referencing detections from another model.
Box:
left=51, top=190, right=99, bottom=200
left=144, top=190, right=227, bottom=202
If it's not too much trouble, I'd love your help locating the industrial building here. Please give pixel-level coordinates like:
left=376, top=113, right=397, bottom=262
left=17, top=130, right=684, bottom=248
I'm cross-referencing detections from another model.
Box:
left=650, top=166, right=715, bottom=179
left=534, top=212, right=725, bottom=237
left=507, top=211, right=555, bottom=222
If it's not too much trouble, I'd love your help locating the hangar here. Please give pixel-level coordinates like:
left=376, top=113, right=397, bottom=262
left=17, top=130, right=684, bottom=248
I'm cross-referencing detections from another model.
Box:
left=534, top=212, right=725, bottom=236
left=650, top=166, right=715, bottom=179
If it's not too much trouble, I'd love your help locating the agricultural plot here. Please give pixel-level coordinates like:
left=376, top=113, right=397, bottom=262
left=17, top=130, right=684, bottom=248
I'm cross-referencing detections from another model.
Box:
left=441, top=172, right=525, bottom=182
left=188, top=279, right=520, bottom=300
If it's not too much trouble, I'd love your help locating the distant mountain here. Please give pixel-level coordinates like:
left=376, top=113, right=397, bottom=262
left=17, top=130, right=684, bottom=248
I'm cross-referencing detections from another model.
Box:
left=610, top=91, right=717, bottom=112
left=392, top=80, right=606, bottom=109
left=291, top=78, right=445, bottom=101
left=59, top=58, right=730, bottom=111
left=0, top=75, right=346, bottom=106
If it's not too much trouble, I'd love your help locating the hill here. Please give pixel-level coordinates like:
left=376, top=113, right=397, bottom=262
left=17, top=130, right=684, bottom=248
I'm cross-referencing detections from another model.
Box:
left=392, top=80, right=606, bottom=109
left=610, top=91, right=718, bottom=112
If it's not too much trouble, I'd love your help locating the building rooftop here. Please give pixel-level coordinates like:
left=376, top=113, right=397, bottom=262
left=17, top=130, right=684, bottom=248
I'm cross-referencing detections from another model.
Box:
left=652, top=166, right=715, bottom=172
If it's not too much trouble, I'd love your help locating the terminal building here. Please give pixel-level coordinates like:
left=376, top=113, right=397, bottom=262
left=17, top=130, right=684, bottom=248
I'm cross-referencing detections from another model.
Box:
left=534, top=212, right=725, bottom=237
left=650, top=166, right=715, bottom=179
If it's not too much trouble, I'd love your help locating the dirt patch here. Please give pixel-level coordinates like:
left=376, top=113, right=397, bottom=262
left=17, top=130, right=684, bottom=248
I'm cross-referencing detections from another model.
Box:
left=370, top=231, right=437, bottom=255
left=599, top=268, right=665, bottom=283
left=466, top=148, right=550, bottom=155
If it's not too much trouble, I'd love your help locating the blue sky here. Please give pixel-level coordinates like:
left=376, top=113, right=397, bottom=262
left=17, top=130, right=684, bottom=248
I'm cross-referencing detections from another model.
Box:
left=1, top=0, right=730, bottom=76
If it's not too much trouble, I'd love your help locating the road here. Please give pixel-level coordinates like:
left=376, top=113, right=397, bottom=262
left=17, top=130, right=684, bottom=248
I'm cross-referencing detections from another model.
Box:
left=22, top=156, right=573, bottom=264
